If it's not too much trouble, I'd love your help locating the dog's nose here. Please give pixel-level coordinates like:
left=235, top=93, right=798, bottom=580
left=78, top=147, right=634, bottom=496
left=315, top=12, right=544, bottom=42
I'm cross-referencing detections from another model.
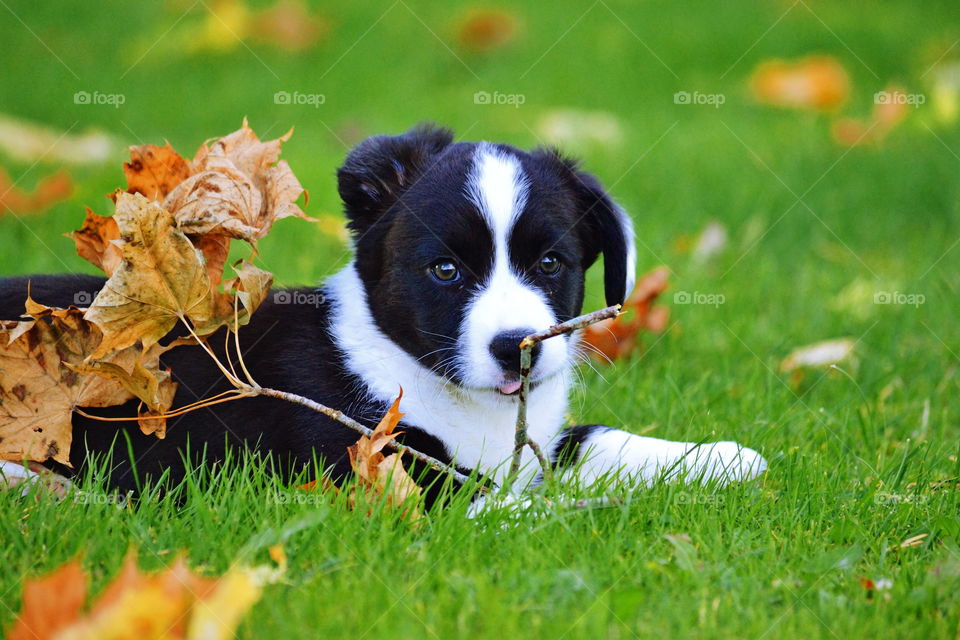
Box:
left=489, top=329, right=541, bottom=377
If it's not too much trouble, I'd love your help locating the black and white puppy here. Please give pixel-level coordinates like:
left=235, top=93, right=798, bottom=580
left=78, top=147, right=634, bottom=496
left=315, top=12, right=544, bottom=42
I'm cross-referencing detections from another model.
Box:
left=0, top=125, right=765, bottom=501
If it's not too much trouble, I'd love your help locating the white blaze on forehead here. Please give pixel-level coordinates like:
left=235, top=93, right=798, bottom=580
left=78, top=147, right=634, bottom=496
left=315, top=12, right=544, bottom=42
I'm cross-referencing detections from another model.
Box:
left=459, top=144, right=568, bottom=389
left=465, top=143, right=529, bottom=252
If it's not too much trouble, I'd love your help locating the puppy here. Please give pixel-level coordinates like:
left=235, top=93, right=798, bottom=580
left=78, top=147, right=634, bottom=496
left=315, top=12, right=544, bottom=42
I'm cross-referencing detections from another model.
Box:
left=0, top=125, right=765, bottom=502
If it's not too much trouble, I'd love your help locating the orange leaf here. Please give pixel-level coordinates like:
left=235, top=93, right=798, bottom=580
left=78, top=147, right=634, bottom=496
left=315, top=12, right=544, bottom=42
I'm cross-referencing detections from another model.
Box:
left=7, top=559, right=87, bottom=640
left=579, top=267, right=670, bottom=363
left=751, top=55, right=850, bottom=111
left=120, top=143, right=192, bottom=203
left=0, top=167, right=72, bottom=216
left=67, top=208, right=122, bottom=276
left=456, top=9, right=518, bottom=53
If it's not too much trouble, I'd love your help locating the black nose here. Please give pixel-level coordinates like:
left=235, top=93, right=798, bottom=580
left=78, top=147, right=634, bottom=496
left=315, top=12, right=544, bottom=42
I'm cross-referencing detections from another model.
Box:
left=489, top=329, right=541, bottom=377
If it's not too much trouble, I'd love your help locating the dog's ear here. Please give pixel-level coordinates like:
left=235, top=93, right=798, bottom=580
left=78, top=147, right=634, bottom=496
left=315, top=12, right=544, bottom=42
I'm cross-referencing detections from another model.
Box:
left=538, top=149, right=637, bottom=307
left=337, top=124, right=454, bottom=234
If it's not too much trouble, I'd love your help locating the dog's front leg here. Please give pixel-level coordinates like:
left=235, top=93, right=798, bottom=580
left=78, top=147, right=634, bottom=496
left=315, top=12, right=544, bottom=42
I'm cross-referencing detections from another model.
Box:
left=551, top=425, right=766, bottom=487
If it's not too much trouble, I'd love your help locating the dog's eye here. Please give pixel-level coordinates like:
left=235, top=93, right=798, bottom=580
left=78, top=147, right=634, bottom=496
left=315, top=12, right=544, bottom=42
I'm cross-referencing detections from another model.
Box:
left=429, top=261, right=460, bottom=283
left=538, top=253, right=562, bottom=275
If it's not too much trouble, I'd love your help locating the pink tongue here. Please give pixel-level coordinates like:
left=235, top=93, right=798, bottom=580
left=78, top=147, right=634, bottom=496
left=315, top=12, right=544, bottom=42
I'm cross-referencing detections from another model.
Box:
left=498, top=380, right=522, bottom=395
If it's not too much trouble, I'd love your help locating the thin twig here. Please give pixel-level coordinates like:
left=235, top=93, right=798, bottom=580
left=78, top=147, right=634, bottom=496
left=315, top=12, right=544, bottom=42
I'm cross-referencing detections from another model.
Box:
left=507, top=304, right=622, bottom=487
left=255, top=386, right=478, bottom=489
left=519, top=305, right=622, bottom=349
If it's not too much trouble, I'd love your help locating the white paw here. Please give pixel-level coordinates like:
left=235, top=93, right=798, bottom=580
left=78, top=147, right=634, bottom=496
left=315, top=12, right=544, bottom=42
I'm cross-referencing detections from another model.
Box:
left=686, top=441, right=767, bottom=484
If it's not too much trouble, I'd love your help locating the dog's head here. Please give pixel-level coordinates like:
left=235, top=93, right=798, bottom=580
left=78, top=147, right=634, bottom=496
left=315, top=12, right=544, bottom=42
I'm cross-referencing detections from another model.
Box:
left=337, top=124, right=636, bottom=401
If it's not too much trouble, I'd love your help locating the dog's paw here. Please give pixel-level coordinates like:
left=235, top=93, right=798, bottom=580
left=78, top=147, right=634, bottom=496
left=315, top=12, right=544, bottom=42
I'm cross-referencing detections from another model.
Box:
left=687, top=441, right=767, bottom=484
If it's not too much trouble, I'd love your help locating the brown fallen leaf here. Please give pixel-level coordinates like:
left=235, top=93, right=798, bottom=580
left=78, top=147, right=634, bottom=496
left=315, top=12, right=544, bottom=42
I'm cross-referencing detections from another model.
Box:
left=751, top=55, right=850, bottom=111
left=6, top=559, right=87, bottom=640
left=71, top=345, right=178, bottom=438
left=456, top=9, right=519, bottom=53
left=252, top=0, right=327, bottom=52
left=67, top=208, right=122, bottom=276
left=193, top=233, right=231, bottom=287
left=5, top=550, right=281, bottom=640
left=579, top=267, right=670, bottom=363
left=202, top=260, right=275, bottom=338
left=0, top=167, right=72, bottom=216
left=346, top=391, right=423, bottom=520
left=0, top=302, right=124, bottom=465
left=164, top=118, right=311, bottom=243
left=119, top=143, right=192, bottom=202
left=84, top=192, right=212, bottom=358
left=0, top=298, right=178, bottom=464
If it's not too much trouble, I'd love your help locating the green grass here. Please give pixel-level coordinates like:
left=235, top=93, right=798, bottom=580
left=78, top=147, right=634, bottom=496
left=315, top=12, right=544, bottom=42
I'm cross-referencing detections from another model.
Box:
left=2, top=0, right=960, bottom=638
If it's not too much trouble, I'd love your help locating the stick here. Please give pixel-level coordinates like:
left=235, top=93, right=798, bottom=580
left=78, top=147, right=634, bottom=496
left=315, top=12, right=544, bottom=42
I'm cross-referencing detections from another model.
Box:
left=507, top=304, right=621, bottom=486
left=255, top=386, right=477, bottom=489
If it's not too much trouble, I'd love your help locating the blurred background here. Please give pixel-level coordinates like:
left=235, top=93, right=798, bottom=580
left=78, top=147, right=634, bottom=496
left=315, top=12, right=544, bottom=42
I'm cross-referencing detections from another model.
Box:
left=1, top=0, right=958, bottom=438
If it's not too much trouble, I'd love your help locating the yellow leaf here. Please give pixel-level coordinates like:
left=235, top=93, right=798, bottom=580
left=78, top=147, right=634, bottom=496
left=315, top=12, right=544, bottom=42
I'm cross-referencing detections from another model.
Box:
left=84, top=192, right=212, bottom=358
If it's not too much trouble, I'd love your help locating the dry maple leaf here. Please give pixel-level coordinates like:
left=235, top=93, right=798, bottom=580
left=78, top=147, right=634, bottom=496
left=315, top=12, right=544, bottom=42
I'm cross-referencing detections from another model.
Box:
left=751, top=55, right=850, bottom=111
left=84, top=192, right=212, bottom=359
left=0, top=303, right=125, bottom=465
left=579, top=267, right=670, bottom=363
left=199, top=260, right=274, bottom=340
left=0, top=298, right=178, bottom=464
left=346, top=392, right=423, bottom=519
left=119, top=143, right=192, bottom=203
left=164, top=118, right=311, bottom=243
left=192, top=233, right=231, bottom=287
left=6, top=550, right=280, bottom=640
left=67, top=208, right=122, bottom=276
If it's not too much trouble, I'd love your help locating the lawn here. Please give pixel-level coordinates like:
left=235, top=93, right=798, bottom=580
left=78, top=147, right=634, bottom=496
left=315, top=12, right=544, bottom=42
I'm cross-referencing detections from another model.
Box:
left=2, top=0, right=959, bottom=638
